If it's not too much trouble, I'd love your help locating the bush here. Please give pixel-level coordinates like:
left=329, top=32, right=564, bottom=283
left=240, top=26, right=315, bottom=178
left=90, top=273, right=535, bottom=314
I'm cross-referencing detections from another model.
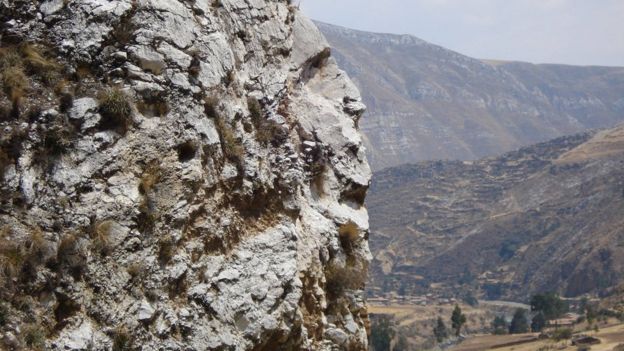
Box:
left=98, top=88, right=133, bottom=134
left=127, top=261, right=145, bottom=280
left=215, top=115, right=244, bottom=164
left=552, top=328, right=573, bottom=341
left=36, top=116, right=76, bottom=159
left=248, top=97, right=287, bottom=145
left=137, top=163, right=162, bottom=233
left=324, top=262, right=365, bottom=298
left=23, top=324, right=46, bottom=350
left=91, top=220, right=114, bottom=256
left=0, top=238, right=24, bottom=281
left=158, top=234, right=176, bottom=264
left=112, top=326, right=132, bottom=351
left=509, top=308, right=530, bottom=334
left=0, top=149, right=10, bottom=177
left=2, top=65, right=29, bottom=103
left=491, top=315, right=508, bottom=335
left=0, top=303, right=8, bottom=326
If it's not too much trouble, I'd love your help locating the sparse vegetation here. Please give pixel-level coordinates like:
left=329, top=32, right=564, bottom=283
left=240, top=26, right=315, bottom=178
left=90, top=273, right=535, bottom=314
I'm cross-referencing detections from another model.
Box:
left=0, top=43, right=61, bottom=119
left=98, top=88, right=133, bottom=134
left=22, top=323, right=46, bottom=350
left=0, top=235, right=25, bottom=281
left=136, top=95, right=169, bottom=117
left=20, top=43, right=60, bottom=83
left=203, top=96, right=245, bottom=164
left=36, top=115, right=76, bottom=159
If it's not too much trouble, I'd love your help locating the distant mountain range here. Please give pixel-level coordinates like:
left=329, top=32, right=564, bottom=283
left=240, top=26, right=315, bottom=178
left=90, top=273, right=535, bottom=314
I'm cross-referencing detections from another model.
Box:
left=366, top=125, right=624, bottom=300
left=317, top=22, right=624, bottom=171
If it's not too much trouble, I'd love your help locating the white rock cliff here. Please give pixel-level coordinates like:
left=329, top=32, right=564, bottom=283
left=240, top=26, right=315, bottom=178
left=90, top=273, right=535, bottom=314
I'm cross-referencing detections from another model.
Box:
left=0, top=0, right=371, bottom=350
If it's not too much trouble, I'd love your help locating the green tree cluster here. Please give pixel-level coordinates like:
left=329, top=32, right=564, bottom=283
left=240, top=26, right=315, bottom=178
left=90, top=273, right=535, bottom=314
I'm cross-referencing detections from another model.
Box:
left=509, top=309, right=529, bottom=334
left=491, top=315, right=508, bottom=335
left=530, top=293, right=568, bottom=320
left=371, top=316, right=395, bottom=351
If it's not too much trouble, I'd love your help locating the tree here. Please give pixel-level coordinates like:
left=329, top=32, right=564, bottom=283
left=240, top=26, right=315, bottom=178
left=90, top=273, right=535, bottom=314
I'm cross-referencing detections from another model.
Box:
left=585, top=303, right=598, bottom=325
left=433, top=317, right=449, bottom=342
left=370, top=316, right=395, bottom=351
left=509, top=309, right=529, bottom=334
left=530, top=293, right=568, bottom=320
left=491, top=315, right=508, bottom=335
left=451, top=305, right=467, bottom=337
left=531, top=312, right=546, bottom=332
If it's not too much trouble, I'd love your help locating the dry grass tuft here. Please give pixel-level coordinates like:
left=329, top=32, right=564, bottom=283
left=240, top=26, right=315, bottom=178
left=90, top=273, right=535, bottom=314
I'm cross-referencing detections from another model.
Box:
left=127, top=261, right=145, bottom=280
left=0, top=238, right=24, bottom=281
left=20, top=43, right=59, bottom=75
left=2, top=65, right=29, bottom=104
left=137, top=162, right=162, bottom=233
left=0, top=149, right=10, bottom=177
left=22, top=323, right=46, bottom=350
left=215, top=115, right=244, bottom=164
left=158, top=234, right=176, bottom=264
left=91, top=220, right=114, bottom=256
left=20, top=43, right=60, bottom=84
left=324, top=262, right=366, bottom=298
left=98, top=88, right=133, bottom=134
left=247, top=97, right=288, bottom=146
left=112, top=326, right=132, bottom=351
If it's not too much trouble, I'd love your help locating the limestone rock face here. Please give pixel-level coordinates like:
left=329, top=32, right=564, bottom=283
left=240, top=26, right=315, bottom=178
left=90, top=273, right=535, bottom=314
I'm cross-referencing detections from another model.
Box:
left=0, top=1, right=371, bottom=350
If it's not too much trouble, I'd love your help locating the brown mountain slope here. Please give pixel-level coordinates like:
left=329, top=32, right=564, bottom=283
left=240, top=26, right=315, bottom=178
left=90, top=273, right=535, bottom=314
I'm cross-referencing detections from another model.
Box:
left=367, top=125, right=624, bottom=300
left=316, top=22, right=624, bottom=170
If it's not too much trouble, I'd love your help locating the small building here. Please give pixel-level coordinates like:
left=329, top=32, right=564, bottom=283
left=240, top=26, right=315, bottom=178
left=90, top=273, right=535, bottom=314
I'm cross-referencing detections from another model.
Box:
left=548, top=313, right=580, bottom=327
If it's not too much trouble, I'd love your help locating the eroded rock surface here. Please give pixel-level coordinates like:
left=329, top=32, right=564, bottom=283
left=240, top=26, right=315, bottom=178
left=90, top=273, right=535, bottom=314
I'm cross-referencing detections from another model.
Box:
left=0, top=1, right=371, bottom=350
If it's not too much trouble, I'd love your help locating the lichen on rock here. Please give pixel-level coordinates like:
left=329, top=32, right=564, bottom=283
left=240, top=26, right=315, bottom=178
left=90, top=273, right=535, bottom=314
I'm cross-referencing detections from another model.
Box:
left=0, top=0, right=371, bottom=350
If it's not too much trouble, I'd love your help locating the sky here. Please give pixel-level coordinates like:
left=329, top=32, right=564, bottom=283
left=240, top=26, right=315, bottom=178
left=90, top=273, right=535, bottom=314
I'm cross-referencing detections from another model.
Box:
left=300, top=0, right=624, bottom=67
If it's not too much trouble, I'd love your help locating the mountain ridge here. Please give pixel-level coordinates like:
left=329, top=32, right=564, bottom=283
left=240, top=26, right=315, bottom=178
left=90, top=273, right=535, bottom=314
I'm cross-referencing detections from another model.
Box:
left=317, top=21, right=624, bottom=170
left=366, top=124, right=624, bottom=300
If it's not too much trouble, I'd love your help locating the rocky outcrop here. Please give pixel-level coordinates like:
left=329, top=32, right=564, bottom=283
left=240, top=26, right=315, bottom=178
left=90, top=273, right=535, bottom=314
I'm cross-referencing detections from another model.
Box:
left=0, top=1, right=371, bottom=350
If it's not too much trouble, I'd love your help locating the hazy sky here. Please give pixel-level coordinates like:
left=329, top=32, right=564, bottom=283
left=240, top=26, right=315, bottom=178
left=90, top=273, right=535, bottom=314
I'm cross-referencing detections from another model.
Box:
left=300, top=0, right=624, bottom=66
